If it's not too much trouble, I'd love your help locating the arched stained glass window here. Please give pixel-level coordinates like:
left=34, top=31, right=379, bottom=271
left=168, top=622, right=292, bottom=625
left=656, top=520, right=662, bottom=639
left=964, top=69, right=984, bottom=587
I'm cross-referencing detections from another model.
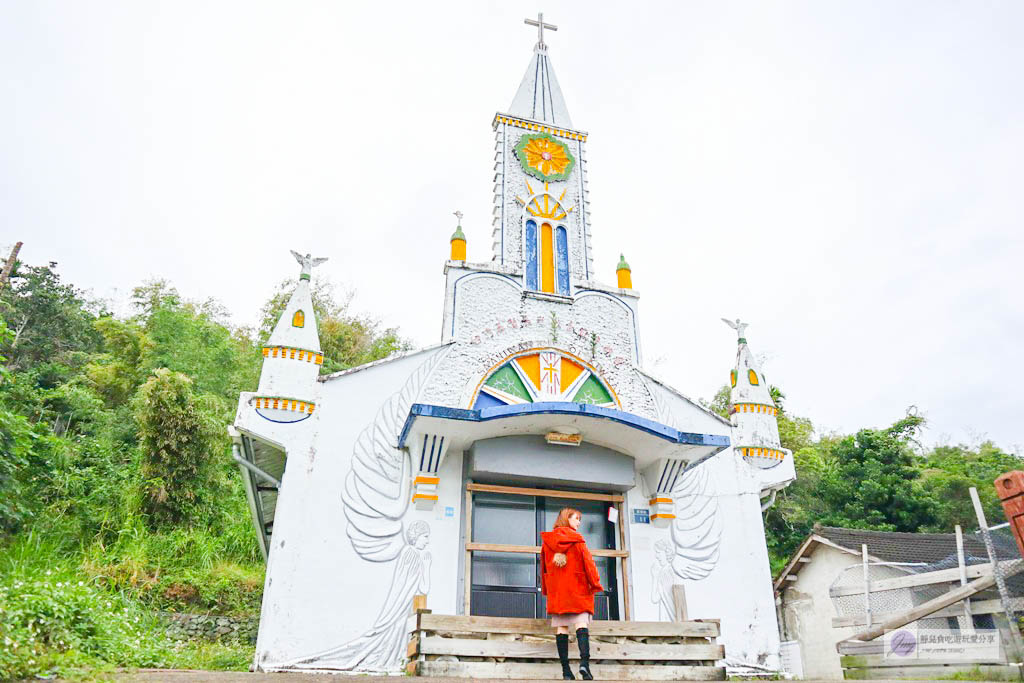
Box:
left=555, top=226, right=569, bottom=295
left=292, top=310, right=305, bottom=328
left=472, top=349, right=618, bottom=409
left=525, top=220, right=538, bottom=290
left=748, top=369, right=759, bottom=385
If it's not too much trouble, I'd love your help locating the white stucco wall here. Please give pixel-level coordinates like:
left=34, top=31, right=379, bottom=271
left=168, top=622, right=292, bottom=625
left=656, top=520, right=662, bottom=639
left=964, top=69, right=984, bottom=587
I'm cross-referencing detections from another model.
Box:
left=780, top=545, right=862, bottom=679
left=246, top=347, right=463, bottom=673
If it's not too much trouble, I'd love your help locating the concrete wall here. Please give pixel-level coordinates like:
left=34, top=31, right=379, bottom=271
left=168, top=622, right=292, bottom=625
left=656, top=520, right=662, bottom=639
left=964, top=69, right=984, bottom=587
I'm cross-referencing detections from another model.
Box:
left=469, top=434, right=635, bottom=491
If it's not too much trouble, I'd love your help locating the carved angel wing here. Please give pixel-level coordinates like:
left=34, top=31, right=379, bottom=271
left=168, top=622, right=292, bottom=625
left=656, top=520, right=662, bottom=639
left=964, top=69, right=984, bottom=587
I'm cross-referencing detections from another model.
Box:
left=291, top=250, right=304, bottom=265
left=312, top=257, right=329, bottom=267
left=341, top=349, right=448, bottom=562
left=647, top=379, right=722, bottom=581
left=721, top=317, right=738, bottom=330
left=670, top=463, right=721, bottom=580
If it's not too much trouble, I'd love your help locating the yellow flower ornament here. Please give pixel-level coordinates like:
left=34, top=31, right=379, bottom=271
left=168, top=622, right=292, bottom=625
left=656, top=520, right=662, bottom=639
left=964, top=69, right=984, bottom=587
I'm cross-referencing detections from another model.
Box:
left=515, top=133, right=576, bottom=182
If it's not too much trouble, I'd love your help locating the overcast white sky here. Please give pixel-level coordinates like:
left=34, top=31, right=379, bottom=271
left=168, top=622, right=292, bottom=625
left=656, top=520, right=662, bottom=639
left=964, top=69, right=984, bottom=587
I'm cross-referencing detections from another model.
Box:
left=2, top=1, right=1021, bottom=451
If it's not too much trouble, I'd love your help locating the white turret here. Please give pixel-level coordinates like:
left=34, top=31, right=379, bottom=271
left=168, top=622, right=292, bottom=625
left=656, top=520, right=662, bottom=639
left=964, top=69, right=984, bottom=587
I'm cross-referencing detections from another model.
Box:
left=254, top=252, right=325, bottom=420
left=722, top=318, right=788, bottom=469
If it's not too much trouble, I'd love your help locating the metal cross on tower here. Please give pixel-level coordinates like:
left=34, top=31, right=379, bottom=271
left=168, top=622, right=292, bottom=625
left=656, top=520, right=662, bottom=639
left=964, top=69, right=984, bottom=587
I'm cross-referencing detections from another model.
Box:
left=524, top=12, right=557, bottom=49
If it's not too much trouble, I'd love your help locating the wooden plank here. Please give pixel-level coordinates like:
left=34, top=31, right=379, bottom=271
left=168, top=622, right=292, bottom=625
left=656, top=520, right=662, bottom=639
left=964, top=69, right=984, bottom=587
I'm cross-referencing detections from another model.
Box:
left=465, top=541, right=627, bottom=558
left=463, top=485, right=472, bottom=615
left=617, top=500, right=632, bottom=621
left=416, top=660, right=726, bottom=680
left=830, top=563, right=991, bottom=597
left=833, top=597, right=1024, bottom=628
left=841, top=654, right=1007, bottom=667
left=837, top=640, right=883, bottom=656
left=417, top=613, right=720, bottom=638
left=845, top=569, right=1005, bottom=643
left=467, top=482, right=623, bottom=503
left=417, top=635, right=723, bottom=660
left=843, top=664, right=1023, bottom=680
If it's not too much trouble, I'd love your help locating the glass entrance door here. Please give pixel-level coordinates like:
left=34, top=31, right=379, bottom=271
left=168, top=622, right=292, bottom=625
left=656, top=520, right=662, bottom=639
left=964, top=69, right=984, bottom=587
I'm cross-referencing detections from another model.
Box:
left=470, top=491, right=619, bottom=619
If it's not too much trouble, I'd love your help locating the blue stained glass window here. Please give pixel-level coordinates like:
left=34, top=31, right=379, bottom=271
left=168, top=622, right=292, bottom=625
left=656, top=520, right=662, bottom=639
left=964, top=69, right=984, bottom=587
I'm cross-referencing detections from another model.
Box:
left=525, top=220, right=538, bottom=290
left=555, top=226, right=569, bottom=295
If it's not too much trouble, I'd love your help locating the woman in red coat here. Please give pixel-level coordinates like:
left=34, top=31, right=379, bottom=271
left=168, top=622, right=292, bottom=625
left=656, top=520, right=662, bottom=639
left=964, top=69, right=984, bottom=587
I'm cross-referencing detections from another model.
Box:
left=541, top=507, right=603, bottom=680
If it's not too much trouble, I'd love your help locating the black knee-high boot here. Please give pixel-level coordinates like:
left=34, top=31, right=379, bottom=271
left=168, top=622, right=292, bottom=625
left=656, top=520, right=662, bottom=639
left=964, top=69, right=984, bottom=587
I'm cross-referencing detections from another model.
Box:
left=576, top=628, right=592, bottom=680
left=556, top=633, right=574, bottom=679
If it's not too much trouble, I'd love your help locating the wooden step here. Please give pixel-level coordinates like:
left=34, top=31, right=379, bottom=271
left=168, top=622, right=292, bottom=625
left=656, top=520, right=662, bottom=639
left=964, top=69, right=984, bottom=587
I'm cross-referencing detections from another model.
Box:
left=407, top=613, right=725, bottom=680
left=416, top=614, right=720, bottom=638
left=413, top=634, right=724, bottom=660
left=415, top=660, right=727, bottom=680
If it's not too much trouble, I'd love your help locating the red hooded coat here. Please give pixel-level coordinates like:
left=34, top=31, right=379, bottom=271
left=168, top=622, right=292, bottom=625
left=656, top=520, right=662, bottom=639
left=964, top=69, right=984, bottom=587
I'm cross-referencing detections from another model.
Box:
left=540, top=526, right=604, bottom=615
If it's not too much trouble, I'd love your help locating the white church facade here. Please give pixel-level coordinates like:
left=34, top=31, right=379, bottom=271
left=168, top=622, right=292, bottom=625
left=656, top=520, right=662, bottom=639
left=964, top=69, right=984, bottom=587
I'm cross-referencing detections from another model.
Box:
left=230, top=17, right=796, bottom=676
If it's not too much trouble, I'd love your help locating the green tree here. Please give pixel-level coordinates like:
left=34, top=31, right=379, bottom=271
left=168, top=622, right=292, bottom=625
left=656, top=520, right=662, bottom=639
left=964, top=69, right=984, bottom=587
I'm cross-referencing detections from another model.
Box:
left=258, top=278, right=408, bottom=374
left=919, top=441, right=1023, bottom=531
left=0, top=262, right=104, bottom=374
left=134, top=368, right=222, bottom=527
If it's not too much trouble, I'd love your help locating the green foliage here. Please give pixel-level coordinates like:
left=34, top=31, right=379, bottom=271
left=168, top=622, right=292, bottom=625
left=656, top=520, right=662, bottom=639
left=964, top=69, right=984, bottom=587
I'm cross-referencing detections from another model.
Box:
left=0, top=261, right=104, bottom=373
left=134, top=369, right=223, bottom=527
left=0, top=532, right=254, bottom=680
left=258, top=277, right=408, bottom=374
left=701, top=384, right=730, bottom=419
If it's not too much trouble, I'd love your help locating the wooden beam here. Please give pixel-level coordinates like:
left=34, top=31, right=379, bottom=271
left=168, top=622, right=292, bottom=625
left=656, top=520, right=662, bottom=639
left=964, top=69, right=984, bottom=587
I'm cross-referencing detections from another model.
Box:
left=463, top=485, right=473, bottom=615
left=843, top=568, right=1015, bottom=644
left=467, top=482, right=623, bottom=503
left=834, top=597, right=1024, bottom=628
left=465, top=541, right=627, bottom=558
left=829, top=562, right=993, bottom=597
left=617, top=499, right=632, bottom=621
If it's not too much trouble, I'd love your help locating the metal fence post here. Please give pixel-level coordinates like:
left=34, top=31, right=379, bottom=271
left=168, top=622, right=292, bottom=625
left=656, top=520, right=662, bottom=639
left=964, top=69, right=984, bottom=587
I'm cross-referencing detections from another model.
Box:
left=970, top=486, right=1024, bottom=661
left=862, top=544, right=872, bottom=630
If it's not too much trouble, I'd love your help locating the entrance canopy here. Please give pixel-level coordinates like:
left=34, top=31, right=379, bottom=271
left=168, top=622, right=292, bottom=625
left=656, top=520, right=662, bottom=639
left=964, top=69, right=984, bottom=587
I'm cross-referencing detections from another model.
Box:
left=398, top=402, right=729, bottom=471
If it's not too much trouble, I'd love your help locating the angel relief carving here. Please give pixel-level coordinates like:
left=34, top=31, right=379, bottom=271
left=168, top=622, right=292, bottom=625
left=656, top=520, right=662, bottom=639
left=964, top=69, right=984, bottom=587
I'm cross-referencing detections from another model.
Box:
left=284, top=351, right=445, bottom=673
left=646, top=382, right=723, bottom=619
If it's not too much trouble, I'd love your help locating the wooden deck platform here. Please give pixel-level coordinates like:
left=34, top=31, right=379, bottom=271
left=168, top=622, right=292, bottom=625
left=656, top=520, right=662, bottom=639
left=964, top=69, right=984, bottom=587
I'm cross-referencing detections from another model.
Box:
left=406, top=613, right=726, bottom=680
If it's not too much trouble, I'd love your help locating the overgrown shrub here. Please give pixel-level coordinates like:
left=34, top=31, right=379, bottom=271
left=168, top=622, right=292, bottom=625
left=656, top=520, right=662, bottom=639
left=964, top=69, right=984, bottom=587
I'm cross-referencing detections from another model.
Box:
left=134, top=369, right=221, bottom=527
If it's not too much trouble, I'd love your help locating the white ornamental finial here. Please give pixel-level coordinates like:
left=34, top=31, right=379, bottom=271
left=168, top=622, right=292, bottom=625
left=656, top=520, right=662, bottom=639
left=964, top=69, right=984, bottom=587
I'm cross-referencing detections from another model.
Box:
left=721, top=317, right=749, bottom=343
left=290, top=250, right=328, bottom=282
left=453, top=210, right=463, bottom=225
left=524, top=12, right=557, bottom=49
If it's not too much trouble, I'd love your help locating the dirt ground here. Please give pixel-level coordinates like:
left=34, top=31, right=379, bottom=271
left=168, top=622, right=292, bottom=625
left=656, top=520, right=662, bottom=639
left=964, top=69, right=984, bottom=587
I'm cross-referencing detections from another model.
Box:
left=108, top=671, right=965, bottom=683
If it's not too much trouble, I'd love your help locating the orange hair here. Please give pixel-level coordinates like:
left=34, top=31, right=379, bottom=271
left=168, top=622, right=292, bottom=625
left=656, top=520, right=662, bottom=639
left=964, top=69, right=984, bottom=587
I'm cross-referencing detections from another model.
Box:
left=553, top=507, right=582, bottom=529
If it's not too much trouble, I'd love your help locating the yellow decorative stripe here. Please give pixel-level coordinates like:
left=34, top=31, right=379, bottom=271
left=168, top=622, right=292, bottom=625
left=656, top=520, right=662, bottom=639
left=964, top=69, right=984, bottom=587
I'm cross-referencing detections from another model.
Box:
left=414, top=476, right=440, bottom=485
left=251, top=396, right=316, bottom=414
left=412, top=494, right=439, bottom=501
left=262, top=346, right=324, bottom=365
left=650, top=513, right=677, bottom=520
left=493, top=114, right=588, bottom=142
left=740, top=447, right=786, bottom=460
left=649, top=497, right=673, bottom=505
left=733, top=403, right=778, bottom=416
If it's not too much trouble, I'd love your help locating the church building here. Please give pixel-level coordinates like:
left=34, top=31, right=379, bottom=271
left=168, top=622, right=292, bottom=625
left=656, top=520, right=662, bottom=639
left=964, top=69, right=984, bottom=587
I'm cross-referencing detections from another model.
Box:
left=230, top=16, right=796, bottom=675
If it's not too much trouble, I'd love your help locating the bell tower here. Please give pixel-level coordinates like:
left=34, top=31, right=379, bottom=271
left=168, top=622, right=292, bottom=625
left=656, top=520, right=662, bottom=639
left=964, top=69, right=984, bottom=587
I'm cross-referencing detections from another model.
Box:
left=491, top=14, right=594, bottom=292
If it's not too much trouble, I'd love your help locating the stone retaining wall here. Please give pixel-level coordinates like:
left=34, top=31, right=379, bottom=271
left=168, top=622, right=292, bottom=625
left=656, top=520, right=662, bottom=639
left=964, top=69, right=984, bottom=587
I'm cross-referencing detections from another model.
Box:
left=158, top=612, right=259, bottom=643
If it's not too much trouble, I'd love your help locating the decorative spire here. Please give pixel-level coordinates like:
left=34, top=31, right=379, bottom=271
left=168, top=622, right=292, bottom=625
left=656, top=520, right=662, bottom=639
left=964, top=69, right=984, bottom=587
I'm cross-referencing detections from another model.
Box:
left=616, top=254, right=632, bottom=289
left=724, top=321, right=786, bottom=469
left=450, top=210, right=467, bottom=261
left=266, top=252, right=323, bottom=353
left=508, top=13, right=572, bottom=126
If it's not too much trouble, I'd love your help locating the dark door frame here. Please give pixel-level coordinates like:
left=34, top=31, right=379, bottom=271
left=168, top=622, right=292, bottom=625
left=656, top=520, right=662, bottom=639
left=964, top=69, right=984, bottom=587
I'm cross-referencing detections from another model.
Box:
left=463, top=482, right=632, bottom=620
